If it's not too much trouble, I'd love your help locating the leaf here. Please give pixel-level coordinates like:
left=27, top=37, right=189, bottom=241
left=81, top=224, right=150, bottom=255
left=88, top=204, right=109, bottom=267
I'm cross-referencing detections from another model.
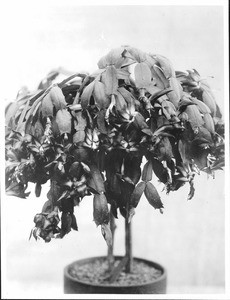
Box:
left=202, top=89, right=217, bottom=116
left=191, top=137, right=211, bottom=148
left=118, top=87, right=135, bottom=115
left=56, top=191, right=69, bottom=202
left=26, top=90, right=46, bottom=118
left=123, top=155, right=142, bottom=185
left=116, top=68, right=131, bottom=80
left=68, top=103, right=82, bottom=111
left=130, top=181, right=146, bottom=208
left=193, top=150, right=208, bottom=171
left=5, top=102, right=19, bottom=127
left=118, top=175, right=135, bottom=185
left=151, top=158, right=169, bottom=184
left=178, top=140, right=190, bottom=165
left=58, top=72, right=86, bottom=88
left=61, top=212, right=72, bottom=236
left=197, top=126, right=213, bottom=142
left=106, top=47, right=125, bottom=68
left=73, top=112, right=87, bottom=131
left=104, top=65, right=118, bottom=95
left=87, top=183, right=100, bottom=195
left=179, top=111, right=189, bottom=122
left=105, top=94, right=116, bottom=121
left=56, top=109, right=72, bottom=134
left=133, top=112, right=148, bottom=129
left=51, top=118, right=60, bottom=137
left=134, top=62, right=151, bottom=89
left=29, top=228, right=34, bottom=241
left=97, top=110, right=108, bottom=134
left=71, top=214, right=78, bottom=231
left=89, top=165, right=105, bottom=193
left=123, top=176, right=135, bottom=185
left=153, top=54, right=175, bottom=78
left=156, top=137, right=173, bottom=161
left=27, top=120, right=43, bottom=141
left=142, top=128, right=153, bottom=136
left=145, top=84, right=162, bottom=96
left=164, top=100, right=177, bottom=117
left=188, top=178, right=195, bottom=200
left=117, top=87, right=133, bottom=103
left=6, top=181, right=31, bottom=198
left=81, top=162, right=90, bottom=173
left=168, top=77, right=183, bottom=107
left=167, top=91, right=180, bottom=109
left=192, top=98, right=211, bottom=114
left=93, top=80, right=110, bottom=109
left=161, top=100, right=172, bottom=120
left=101, top=223, right=112, bottom=246
left=144, top=181, right=163, bottom=209
left=145, top=53, right=158, bottom=67
left=97, top=55, right=108, bottom=69
left=50, top=86, right=66, bottom=110
left=42, top=199, right=53, bottom=213
left=81, top=81, right=95, bottom=109
left=142, top=160, right=153, bottom=182
left=169, top=76, right=183, bottom=97
left=178, top=95, right=194, bottom=111
left=203, top=113, right=215, bottom=134
left=124, top=47, right=146, bottom=63
left=93, top=193, right=110, bottom=226
left=16, top=98, right=30, bottom=131
left=6, top=149, right=19, bottom=161
left=31, top=120, right=44, bottom=141
left=185, top=104, right=204, bottom=131
left=41, top=93, right=54, bottom=117
left=73, top=130, right=85, bottom=143
left=35, top=183, right=42, bottom=197
left=97, top=47, right=128, bottom=69
left=152, top=65, right=169, bottom=89
left=127, top=207, right=135, bottom=223
left=69, top=162, right=83, bottom=179
left=32, top=228, right=39, bottom=240
left=115, top=93, right=127, bottom=112
left=72, top=146, right=90, bottom=163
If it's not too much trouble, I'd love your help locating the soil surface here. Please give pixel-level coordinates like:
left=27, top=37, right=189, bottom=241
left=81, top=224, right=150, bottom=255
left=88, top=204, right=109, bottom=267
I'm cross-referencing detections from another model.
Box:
left=69, top=257, right=162, bottom=286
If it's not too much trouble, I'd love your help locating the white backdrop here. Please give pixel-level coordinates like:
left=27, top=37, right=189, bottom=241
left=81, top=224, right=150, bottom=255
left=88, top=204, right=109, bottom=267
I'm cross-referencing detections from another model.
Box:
left=1, top=1, right=228, bottom=299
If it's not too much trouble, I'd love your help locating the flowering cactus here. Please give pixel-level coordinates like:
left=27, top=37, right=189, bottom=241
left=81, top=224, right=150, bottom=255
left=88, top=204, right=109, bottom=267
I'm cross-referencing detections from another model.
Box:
left=5, top=46, right=224, bottom=277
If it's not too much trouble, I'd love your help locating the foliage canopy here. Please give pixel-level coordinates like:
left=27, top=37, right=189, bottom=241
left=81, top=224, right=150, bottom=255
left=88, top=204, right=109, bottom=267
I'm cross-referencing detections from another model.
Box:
left=5, top=46, right=224, bottom=244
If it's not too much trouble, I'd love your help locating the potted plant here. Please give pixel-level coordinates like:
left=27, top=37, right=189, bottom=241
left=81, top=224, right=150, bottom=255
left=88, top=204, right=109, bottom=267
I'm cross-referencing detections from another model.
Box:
left=5, top=46, right=225, bottom=294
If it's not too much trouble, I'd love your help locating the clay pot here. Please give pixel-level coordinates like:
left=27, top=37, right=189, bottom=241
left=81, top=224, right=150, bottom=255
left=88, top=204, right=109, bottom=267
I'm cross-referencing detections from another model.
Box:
left=64, top=256, right=167, bottom=294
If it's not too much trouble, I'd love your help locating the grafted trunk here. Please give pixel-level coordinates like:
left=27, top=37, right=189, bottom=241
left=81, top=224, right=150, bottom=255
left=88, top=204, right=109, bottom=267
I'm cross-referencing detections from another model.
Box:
left=108, top=205, right=133, bottom=282
left=107, top=209, right=116, bottom=272
left=125, top=216, right=133, bottom=273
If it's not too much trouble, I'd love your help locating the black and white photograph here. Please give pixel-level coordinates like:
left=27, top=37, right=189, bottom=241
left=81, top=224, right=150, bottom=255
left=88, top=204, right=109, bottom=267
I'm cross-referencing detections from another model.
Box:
left=1, top=0, right=229, bottom=299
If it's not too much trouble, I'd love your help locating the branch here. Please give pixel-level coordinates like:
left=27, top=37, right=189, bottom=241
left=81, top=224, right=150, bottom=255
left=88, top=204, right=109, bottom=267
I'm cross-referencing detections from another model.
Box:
left=108, top=256, right=129, bottom=283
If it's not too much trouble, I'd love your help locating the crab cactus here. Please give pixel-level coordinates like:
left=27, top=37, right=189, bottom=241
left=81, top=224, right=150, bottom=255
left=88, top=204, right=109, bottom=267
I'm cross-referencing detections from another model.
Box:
left=5, top=46, right=224, bottom=244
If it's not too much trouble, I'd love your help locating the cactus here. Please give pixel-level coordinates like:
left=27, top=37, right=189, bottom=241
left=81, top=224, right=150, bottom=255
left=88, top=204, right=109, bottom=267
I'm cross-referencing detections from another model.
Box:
left=5, top=46, right=225, bottom=280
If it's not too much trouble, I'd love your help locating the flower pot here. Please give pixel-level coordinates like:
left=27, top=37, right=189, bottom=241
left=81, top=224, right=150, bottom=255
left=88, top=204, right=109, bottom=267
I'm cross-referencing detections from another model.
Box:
left=64, top=256, right=167, bottom=294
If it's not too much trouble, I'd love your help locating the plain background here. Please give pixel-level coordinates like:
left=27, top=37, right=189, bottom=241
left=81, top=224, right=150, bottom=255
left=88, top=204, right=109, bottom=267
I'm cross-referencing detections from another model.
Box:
left=1, top=1, right=229, bottom=299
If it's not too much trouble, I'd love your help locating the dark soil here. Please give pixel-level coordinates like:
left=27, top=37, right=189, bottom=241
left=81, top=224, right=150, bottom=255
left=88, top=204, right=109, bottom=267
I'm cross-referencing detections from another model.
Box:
left=68, top=257, right=162, bottom=286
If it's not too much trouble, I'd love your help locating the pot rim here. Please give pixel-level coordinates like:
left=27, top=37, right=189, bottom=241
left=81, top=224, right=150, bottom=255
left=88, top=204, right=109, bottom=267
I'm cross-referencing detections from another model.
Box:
left=64, top=255, right=167, bottom=288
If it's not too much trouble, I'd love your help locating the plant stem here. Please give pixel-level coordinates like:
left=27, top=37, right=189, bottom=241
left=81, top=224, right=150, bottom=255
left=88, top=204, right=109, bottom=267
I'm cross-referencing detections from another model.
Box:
left=107, top=209, right=116, bottom=272
left=125, top=215, right=133, bottom=273
left=107, top=206, right=133, bottom=282
left=108, top=256, right=128, bottom=283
